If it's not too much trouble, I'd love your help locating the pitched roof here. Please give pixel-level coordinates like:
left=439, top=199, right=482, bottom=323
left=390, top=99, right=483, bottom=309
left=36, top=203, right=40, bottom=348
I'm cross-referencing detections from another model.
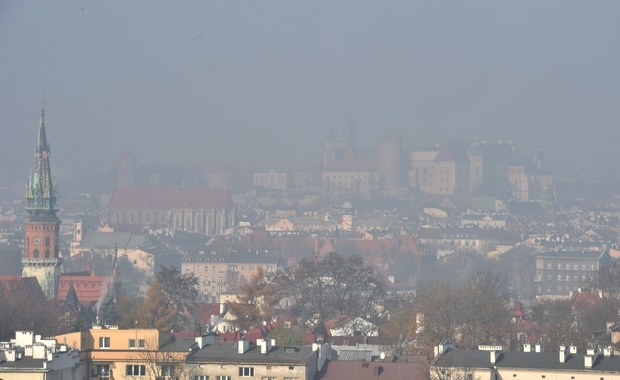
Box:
left=318, top=360, right=428, bottom=380
left=110, top=187, right=232, bottom=210
left=435, top=349, right=620, bottom=372
left=57, top=274, right=109, bottom=304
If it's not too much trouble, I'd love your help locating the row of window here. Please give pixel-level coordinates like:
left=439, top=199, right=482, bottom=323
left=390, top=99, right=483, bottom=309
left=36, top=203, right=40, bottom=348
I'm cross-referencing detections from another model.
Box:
left=537, top=262, right=596, bottom=270
left=98, top=337, right=146, bottom=349
left=30, top=225, right=54, bottom=231
left=32, top=249, right=51, bottom=258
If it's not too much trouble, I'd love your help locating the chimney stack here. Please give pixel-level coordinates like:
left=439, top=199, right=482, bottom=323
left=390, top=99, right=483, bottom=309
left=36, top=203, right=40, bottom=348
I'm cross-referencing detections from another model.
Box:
left=237, top=340, right=249, bottom=354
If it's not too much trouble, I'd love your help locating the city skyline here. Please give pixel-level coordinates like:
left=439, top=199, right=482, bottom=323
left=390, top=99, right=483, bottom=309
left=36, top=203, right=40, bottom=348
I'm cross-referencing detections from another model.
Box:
left=2, top=1, right=620, bottom=179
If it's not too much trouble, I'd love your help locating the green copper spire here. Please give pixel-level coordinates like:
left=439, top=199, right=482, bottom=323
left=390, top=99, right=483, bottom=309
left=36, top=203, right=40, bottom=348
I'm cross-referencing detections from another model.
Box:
left=26, top=105, right=58, bottom=214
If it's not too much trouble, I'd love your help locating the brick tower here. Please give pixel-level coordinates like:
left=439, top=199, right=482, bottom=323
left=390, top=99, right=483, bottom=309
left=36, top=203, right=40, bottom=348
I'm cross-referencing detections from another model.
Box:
left=22, top=105, right=62, bottom=299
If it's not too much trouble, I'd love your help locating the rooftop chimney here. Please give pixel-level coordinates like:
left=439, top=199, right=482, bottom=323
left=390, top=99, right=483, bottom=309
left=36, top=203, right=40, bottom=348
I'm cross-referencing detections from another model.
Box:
left=559, top=349, right=568, bottom=363
left=373, top=366, right=383, bottom=376
left=237, top=340, right=249, bottom=354
left=535, top=344, right=544, bottom=353
left=490, top=351, right=501, bottom=365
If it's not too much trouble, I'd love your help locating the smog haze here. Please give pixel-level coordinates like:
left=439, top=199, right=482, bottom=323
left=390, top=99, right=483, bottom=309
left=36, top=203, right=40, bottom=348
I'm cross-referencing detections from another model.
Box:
left=2, top=0, right=620, bottom=178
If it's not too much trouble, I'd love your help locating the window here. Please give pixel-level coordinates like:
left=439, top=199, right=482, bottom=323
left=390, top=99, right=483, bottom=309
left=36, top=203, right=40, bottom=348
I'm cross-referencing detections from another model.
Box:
left=194, top=376, right=209, bottom=380
left=546, top=264, right=552, bottom=269
left=557, top=275, right=562, bottom=281
left=289, top=366, right=295, bottom=370
left=126, top=365, right=146, bottom=376
left=262, top=378, right=276, bottom=380
left=129, top=339, right=136, bottom=348
left=45, top=237, right=50, bottom=247
left=96, top=364, right=110, bottom=378
left=99, top=337, right=110, bottom=349
left=162, top=365, right=175, bottom=378
left=216, top=377, right=231, bottom=380
left=138, top=339, right=145, bottom=348
left=239, top=367, right=254, bottom=377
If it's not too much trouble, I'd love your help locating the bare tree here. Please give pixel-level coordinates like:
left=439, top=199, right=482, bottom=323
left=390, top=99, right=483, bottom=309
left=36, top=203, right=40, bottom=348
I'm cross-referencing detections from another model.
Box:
left=139, top=337, right=188, bottom=380
left=270, top=252, right=384, bottom=329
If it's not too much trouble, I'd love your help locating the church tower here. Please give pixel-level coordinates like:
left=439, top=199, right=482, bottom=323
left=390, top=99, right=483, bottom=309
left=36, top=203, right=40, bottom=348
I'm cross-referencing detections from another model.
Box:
left=22, top=105, right=62, bottom=299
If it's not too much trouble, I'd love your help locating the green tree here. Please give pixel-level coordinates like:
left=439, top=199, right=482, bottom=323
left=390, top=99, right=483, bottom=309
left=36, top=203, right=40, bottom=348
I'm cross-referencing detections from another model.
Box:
left=154, top=266, right=199, bottom=331
left=139, top=282, right=176, bottom=332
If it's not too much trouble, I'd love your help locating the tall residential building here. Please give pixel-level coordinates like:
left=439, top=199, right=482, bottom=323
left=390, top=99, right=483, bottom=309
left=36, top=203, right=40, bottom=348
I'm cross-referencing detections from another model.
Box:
left=22, top=105, right=62, bottom=299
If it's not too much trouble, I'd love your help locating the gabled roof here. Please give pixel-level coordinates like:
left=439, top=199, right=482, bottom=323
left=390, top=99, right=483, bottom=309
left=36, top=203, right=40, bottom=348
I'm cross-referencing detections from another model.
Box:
left=57, top=274, right=109, bottom=304
left=110, top=187, right=232, bottom=210
left=0, top=276, right=45, bottom=299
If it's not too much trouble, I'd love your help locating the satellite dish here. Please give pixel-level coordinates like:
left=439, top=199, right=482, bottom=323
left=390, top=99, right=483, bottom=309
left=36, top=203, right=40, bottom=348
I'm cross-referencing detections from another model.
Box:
left=380, top=352, right=386, bottom=360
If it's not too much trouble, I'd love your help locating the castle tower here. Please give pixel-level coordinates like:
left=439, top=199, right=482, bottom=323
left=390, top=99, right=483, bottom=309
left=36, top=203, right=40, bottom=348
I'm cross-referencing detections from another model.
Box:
left=22, top=105, right=62, bottom=299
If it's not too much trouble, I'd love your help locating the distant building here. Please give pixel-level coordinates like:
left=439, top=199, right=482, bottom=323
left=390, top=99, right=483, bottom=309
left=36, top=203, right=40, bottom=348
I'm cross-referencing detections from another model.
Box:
left=377, top=134, right=403, bottom=197
left=182, top=251, right=286, bottom=302
left=534, top=249, right=611, bottom=298
left=322, top=159, right=379, bottom=201
left=253, top=169, right=288, bottom=192
left=108, top=187, right=235, bottom=236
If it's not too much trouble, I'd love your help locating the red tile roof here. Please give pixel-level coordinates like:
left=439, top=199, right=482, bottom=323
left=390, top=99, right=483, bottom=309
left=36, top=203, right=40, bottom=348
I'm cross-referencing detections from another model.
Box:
left=57, top=274, right=109, bottom=304
left=110, top=187, right=232, bottom=210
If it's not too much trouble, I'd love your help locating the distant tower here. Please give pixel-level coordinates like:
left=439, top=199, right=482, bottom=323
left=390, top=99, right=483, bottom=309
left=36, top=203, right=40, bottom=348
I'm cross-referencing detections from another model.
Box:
left=22, top=105, right=62, bottom=299
left=341, top=201, right=354, bottom=232
left=378, top=134, right=402, bottom=197
left=323, top=115, right=356, bottom=168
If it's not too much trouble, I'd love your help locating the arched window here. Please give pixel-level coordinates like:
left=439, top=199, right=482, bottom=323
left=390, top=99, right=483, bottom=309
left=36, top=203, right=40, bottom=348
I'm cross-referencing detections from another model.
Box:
left=45, top=237, right=50, bottom=247
left=33, top=249, right=40, bottom=258
left=45, top=249, right=50, bottom=258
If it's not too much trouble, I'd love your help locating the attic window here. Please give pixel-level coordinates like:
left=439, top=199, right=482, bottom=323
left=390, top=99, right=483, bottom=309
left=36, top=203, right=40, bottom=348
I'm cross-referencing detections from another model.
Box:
left=284, top=347, right=298, bottom=353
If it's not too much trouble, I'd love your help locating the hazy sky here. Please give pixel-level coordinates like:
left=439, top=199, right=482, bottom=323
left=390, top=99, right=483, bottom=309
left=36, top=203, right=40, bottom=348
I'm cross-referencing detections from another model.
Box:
left=1, top=0, right=619, bottom=177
